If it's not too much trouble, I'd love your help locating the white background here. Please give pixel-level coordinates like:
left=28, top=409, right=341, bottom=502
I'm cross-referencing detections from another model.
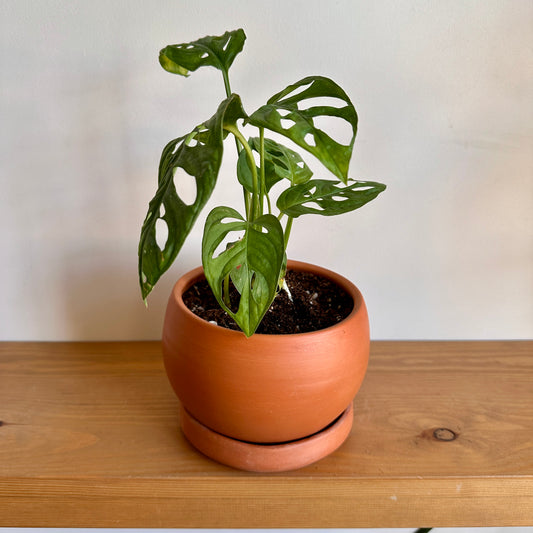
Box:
left=1, top=0, right=532, bottom=341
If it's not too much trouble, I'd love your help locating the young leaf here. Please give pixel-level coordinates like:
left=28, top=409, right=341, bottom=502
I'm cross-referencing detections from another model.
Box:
left=236, top=148, right=258, bottom=194
left=202, top=206, right=285, bottom=336
left=159, top=29, right=246, bottom=77
left=138, top=94, right=246, bottom=300
left=277, top=179, right=386, bottom=218
left=237, top=138, right=313, bottom=194
left=247, top=76, right=358, bottom=183
left=250, top=137, right=312, bottom=186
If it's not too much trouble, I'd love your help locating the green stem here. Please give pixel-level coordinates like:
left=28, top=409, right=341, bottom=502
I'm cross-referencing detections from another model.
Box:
left=266, top=192, right=272, bottom=214
left=222, top=69, right=232, bottom=98
left=284, top=216, right=294, bottom=250
left=223, top=274, right=230, bottom=307
left=243, top=188, right=251, bottom=219
left=224, top=124, right=259, bottom=220
left=259, top=128, right=266, bottom=215
left=221, top=69, right=252, bottom=218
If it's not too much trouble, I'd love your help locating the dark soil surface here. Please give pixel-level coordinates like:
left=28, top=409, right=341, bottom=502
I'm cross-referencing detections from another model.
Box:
left=182, top=269, right=354, bottom=334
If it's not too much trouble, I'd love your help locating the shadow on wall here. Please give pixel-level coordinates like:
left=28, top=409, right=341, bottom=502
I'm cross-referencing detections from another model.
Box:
left=58, top=246, right=183, bottom=341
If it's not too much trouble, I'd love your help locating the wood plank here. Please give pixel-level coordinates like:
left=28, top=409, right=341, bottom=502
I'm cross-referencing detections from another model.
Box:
left=0, top=341, right=532, bottom=527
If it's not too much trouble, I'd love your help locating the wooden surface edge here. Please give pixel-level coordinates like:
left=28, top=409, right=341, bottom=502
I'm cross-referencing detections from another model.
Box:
left=2, top=476, right=532, bottom=528
left=2, top=340, right=532, bottom=527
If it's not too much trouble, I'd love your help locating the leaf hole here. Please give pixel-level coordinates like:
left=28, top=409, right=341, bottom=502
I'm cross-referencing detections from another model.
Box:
left=173, top=167, right=197, bottom=206
left=201, top=52, right=209, bottom=59
left=299, top=96, right=345, bottom=110
left=312, top=116, right=354, bottom=146
left=304, top=133, right=316, bottom=147
left=302, top=201, right=325, bottom=212
left=331, top=195, right=349, bottom=202
left=249, top=271, right=267, bottom=304
left=159, top=204, right=166, bottom=217
left=212, top=231, right=244, bottom=260
left=219, top=217, right=239, bottom=225
left=155, top=218, right=169, bottom=250
left=283, top=81, right=313, bottom=101
left=171, top=144, right=180, bottom=156
left=277, top=108, right=292, bottom=118
left=280, top=118, right=296, bottom=130
left=186, top=45, right=194, bottom=50
left=219, top=279, right=241, bottom=313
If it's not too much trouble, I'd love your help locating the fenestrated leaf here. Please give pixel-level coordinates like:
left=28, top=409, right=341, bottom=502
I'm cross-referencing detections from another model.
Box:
left=202, top=206, right=285, bottom=336
left=138, top=94, right=246, bottom=300
left=277, top=179, right=386, bottom=218
left=159, top=29, right=246, bottom=77
left=247, top=76, right=358, bottom=183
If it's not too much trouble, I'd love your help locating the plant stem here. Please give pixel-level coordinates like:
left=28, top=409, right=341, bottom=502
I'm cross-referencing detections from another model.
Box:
left=221, top=68, right=252, bottom=219
left=224, top=124, right=259, bottom=220
left=222, top=69, right=232, bottom=98
left=243, top=188, right=251, bottom=219
left=259, top=128, right=266, bottom=215
left=223, top=273, right=230, bottom=307
left=284, top=216, right=293, bottom=250
left=265, top=191, right=272, bottom=214
left=221, top=71, right=249, bottom=299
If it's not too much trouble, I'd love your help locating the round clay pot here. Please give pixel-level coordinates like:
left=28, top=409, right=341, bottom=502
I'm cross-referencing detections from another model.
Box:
left=162, top=260, right=370, bottom=445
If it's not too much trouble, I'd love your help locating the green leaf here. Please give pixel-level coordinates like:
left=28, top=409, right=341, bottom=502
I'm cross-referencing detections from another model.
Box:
left=277, top=179, right=386, bottom=218
left=138, top=94, right=246, bottom=300
left=159, top=29, right=246, bottom=77
left=250, top=137, right=312, bottom=186
left=247, top=76, right=358, bottom=183
left=237, top=138, right=313, bottom=195
left=202, top=206, right=285, bottom=336
left=236, top=148, right=257, bottom=193
left=236, top=146, right=282, bottom=195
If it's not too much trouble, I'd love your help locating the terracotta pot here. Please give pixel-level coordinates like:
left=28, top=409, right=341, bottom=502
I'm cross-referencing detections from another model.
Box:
left=162, top=260, right=370, bottom=448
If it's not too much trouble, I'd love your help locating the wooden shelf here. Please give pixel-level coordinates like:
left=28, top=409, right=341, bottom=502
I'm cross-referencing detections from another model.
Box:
left=1, top=340, right=532, bottom=527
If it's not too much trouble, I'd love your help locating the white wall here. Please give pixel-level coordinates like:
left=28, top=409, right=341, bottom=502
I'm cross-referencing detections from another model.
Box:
left=1, top=0, right=532, bottom=341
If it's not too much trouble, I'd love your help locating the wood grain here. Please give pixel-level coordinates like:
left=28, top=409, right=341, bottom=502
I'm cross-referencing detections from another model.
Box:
left=1, top=340, right=532, bottom=527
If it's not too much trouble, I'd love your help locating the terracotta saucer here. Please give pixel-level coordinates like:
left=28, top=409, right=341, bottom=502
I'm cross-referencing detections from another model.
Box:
left=180, top=403, right=353, bottom=472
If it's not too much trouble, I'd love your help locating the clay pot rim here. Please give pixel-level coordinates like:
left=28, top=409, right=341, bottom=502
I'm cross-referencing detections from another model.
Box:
left=171, top=259, right=364, bottom=339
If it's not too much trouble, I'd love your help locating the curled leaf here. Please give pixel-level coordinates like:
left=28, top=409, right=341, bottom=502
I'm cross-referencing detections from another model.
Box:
left=159, top=29, right=246, bottom=77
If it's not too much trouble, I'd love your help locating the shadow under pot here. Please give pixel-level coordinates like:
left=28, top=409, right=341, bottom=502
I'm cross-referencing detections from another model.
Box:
left=162, top=260, right=370, bottom=472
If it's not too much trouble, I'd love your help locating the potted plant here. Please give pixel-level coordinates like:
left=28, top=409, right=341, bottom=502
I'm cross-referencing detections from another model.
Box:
left=138, top=29, right=386, bottom=472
